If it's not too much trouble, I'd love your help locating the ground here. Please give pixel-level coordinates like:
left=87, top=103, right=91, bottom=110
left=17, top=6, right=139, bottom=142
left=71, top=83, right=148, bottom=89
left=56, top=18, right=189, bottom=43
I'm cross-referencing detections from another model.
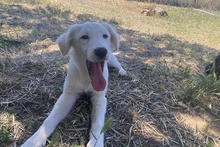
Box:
left=0, top=1, right=220, bottom=147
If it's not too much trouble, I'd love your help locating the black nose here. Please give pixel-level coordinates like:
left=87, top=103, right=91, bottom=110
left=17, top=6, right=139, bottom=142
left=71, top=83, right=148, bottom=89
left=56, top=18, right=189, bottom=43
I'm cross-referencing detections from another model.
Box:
left=94, top=47, right=108, bottom=59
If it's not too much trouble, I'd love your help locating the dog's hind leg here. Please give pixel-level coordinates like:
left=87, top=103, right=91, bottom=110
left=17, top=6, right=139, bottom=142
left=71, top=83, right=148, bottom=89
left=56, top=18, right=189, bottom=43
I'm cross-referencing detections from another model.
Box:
left=87, top=94, right=107, bottom=147
left=107, top=54, right=126, bottom=76
left=21, top=93, right=79, bottom=147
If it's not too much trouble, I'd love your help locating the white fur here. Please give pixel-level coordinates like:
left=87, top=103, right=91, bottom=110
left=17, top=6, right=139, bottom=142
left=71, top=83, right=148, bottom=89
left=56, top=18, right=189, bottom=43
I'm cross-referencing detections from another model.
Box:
left=21, top=22, right=126, bottom=147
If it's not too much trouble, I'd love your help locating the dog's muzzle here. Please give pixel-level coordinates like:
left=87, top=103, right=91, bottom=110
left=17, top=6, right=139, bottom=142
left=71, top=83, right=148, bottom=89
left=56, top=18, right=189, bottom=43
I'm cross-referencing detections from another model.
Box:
left=85, top=47, right=108, bottom=92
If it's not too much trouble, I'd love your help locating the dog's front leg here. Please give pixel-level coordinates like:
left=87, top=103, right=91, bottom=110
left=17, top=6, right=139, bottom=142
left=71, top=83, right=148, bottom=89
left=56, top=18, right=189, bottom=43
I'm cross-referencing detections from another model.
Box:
left=21, top=93, right=79, bottom=147
left=87, top=94, right=107, bottom=147
left=108, top=54, right=126, bottom=76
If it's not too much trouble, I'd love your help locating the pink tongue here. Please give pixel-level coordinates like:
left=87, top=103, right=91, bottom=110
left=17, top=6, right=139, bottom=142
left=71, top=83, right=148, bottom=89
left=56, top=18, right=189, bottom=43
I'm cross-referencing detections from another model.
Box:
left=90, top=62, right=106, bottom=91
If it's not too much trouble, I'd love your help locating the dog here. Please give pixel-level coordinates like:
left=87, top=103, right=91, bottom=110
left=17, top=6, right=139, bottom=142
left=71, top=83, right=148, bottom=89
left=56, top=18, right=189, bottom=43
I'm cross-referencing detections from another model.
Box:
left=21, top=22, right=126, bottom=147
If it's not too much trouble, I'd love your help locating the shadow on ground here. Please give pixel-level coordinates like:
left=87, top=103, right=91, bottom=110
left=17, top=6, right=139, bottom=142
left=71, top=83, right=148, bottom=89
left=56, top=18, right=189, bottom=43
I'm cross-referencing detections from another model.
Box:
left=0, top=2, right=219, bottom=147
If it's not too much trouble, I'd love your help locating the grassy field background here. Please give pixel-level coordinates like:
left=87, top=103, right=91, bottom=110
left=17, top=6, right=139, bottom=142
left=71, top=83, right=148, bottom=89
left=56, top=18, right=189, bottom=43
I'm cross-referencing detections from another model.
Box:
left=131, top=0, right=220, bottom=10
left=0, top=0, right=220, bottom=147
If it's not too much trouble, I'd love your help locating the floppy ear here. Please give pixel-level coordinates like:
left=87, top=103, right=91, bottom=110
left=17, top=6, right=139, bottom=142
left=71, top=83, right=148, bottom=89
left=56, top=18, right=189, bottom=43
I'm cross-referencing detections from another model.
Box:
left=101, top=22, right=120, bottom=51
left=56, top=24, right=80, bottom=56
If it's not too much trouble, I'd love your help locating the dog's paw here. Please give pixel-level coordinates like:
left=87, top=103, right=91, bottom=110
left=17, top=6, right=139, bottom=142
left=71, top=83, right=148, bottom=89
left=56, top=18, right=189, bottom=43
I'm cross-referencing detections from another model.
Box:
left=87, top=139, right=104, bottom=147
left=20, top=133, right=47, bottom=147
left=119, top=68, right=127, bottom=76
left=87, top=134, right=104, bottom=147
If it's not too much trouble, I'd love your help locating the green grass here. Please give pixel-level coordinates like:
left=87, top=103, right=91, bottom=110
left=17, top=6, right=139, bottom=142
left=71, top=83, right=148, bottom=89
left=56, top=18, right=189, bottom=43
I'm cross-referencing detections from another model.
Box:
left=0, top=127, right=11, bottom=143
left=186, top=74, right=220, bottom=114
left=161, top=57, right=220, bottom=116
left=135, top=0, right=220, bottom=10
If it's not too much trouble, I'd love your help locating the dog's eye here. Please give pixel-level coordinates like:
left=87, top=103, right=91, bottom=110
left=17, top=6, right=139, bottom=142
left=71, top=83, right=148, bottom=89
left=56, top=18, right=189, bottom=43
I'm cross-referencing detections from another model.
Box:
left=103, top=34, right=108, bottom=39
left=81, top=35, right=89, bottom=39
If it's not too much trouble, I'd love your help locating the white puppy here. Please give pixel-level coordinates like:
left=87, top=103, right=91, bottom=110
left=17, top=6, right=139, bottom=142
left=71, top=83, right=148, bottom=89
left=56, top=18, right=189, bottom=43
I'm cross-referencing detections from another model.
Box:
left=21, top=22, right=126, bottom=147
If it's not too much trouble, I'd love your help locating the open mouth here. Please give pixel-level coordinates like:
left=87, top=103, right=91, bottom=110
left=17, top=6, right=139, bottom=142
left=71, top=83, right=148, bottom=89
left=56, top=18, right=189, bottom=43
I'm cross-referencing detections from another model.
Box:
left=86, top=60, right=106, bottom=91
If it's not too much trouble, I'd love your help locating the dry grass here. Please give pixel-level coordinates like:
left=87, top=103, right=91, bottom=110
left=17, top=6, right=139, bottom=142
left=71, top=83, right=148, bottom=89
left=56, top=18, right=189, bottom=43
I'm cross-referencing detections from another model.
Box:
left=0, top=0, right=220, bottom=147
left=134, top=0, right=220, bottom=10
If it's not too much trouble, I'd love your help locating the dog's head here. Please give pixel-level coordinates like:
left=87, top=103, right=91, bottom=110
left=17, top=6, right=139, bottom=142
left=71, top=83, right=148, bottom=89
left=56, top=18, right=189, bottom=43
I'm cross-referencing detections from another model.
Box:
left=56, top=22, right=120, bottom=91
left=56, top=22, right=119, bottom=60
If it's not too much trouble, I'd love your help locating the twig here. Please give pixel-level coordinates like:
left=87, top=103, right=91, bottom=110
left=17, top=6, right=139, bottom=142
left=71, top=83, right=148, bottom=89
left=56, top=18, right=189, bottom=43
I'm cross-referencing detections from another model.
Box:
left=193, top=8, right=215, bottom=16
